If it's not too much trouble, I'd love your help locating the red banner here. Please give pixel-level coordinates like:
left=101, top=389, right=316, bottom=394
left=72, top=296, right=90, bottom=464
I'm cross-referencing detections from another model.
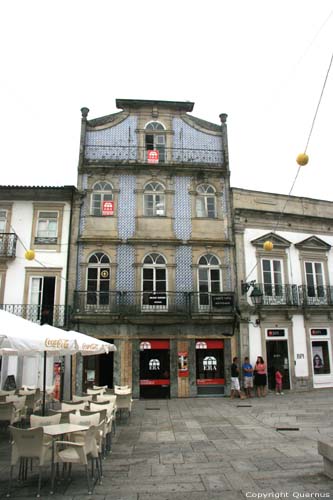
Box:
left=196, top=340, right=224, bottom=349
left=102, top=200, right=114, bottom=216
left=147, top=150, right=159, bottom=164
left=140, top=379, right=170, bottom=386
left=140, top=340, right=170, bottom=350
left=197, top=378, right=225, bottom=385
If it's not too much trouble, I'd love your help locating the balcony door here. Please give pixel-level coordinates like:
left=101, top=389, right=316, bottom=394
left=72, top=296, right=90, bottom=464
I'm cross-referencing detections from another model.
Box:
left=29, top=276, right=56, bottom=325
left=142, top=253, right=167, bottom=311
left=262, top=259, right=283, bottom=303
left=86, top=252, right=110, bottom=309
left=198, top=254, right=222, bottom=310
left=145, top=122, right=166, bottom=163
left=305, top=261, right=325, bottom=303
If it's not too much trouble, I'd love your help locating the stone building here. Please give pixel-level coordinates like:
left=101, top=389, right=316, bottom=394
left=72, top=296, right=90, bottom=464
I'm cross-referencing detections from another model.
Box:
left=68, top=98, right=237, bottom=399
left=233, top=187, right=333, bottom=391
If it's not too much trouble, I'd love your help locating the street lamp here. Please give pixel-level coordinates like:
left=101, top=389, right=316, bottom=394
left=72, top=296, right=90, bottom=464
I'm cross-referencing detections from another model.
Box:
left=249, top=285, right=263, bottom=307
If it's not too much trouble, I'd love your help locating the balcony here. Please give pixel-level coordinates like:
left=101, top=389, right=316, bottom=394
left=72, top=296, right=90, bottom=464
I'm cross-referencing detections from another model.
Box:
left=248, top=284, right=333, bottom=308
left=73, top=291, right=235, bottom=317
left=0, top=233, right=18, bottom=259
left=84, top=145, right=224, bottom=166
left=0, top=305, right=69, bottom=328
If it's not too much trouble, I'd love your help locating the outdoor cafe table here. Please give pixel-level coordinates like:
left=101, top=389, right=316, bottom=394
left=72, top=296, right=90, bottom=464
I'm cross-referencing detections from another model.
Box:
left=42, top=422, right=89, bottom=494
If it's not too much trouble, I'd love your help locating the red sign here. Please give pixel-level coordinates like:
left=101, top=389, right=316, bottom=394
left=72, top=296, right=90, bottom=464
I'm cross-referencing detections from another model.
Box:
left=147, top=150, right=159, bottom=164
left=196, top=340, right=224, bottom=349
left=102, top=200, right=114, bottom=216
left=178, top=352, right=189, bottom=377
left=53, top=362, right=61, bottom=400
left=140, top=379, right=170, bottom=386
left=141, top=340, right=170, bottom=350
left=197, top=378, right=225, bottom=385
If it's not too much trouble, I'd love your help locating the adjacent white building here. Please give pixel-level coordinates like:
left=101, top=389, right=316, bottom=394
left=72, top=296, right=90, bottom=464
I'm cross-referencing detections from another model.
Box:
left=0, top=186, right=75, bottom=390
left=233, top=188, right=333, bottom=391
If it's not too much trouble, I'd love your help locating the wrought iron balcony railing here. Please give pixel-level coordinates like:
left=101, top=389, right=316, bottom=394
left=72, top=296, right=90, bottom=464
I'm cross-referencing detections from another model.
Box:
left=73, top=291, right=235, bottom=316
left=0, top=233, right=18, bottom=258
left=84, top=145, right=224, bottom=165
left=0, top=304, right=69, bottom=328
left=254, top=284, right=300, bottom=306
left=298, top=285, right=333, bottom=306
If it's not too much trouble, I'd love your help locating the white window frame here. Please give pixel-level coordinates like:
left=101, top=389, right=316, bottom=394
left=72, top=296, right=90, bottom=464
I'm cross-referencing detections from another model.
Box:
left=91, top=181, right=113, bottom=216
left=141, top=253, right=168, bottom=311
left=86, top=252, right=111, bottom=310
left=197, top=254, right=222, bottom=311
left=196, top=184, right=217, bottom=218
left=143, top=182, right=166, bottom=216
left=261, top=258, right=284, bottom=299
left=36, top=211, right=59, bottom=242
left=305, top=261, right=326, bottom=304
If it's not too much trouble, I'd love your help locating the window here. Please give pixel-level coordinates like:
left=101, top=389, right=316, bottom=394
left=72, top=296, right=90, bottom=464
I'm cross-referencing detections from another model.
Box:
left=305, top=261, right=325, bottom=300
left=142, top=253, right=167, bottom=310
left=0, top=210, right=7, bottom=233
left=145, top=122, right=166, bottom=163
left=35, top=211, right=58, bottom=244
left=91, top=182, right=113, bottom=216
left=262, top=259, right=283, bottom=297
left=196, top=184, right=216, bottom=218
left=312, top=340, right=331, bottom=375
left=87, top=252, right=111, bottom=308
left=143, top=182, right=165, bottom=216
left=198, top=254, right=222, bottom=308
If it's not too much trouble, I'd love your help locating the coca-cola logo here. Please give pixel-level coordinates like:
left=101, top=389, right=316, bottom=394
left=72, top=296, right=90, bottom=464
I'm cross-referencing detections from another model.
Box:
left=45, top=338, right=69, bottom=349
left=82, top=343, right=99, bottom=351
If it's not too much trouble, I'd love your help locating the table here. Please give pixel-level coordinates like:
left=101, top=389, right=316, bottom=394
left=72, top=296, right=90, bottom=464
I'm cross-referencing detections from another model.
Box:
left=42, top=423, right=89, bottom=494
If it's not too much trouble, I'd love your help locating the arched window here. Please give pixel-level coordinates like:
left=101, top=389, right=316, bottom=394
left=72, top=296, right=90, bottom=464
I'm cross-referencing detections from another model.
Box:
left=198, top=254, right=222, bottom=308
left=91, top=181, right=113, bottom=216
left=149, top=359, right=160, bottom=370
left=87, top=252, right=111, bottom=307
left=203, top=356, right=217, bottom=371
left=145, top=121, right=166, bottom=163
left=142, top=253, right=167, bottom=309
left=196, top=184, right=216, bottom=218
left=143, top=182, right=165, bottom=216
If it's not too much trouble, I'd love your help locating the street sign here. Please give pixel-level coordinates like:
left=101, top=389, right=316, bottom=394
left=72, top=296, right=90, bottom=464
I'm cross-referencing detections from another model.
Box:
left=212, top=294, right=234, bottom=307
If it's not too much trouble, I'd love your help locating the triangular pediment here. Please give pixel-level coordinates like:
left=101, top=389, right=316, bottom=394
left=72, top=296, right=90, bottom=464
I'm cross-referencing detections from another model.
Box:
left=251, top=232, right=291, bottom=248
left=295, top=236, right=331, bottom=251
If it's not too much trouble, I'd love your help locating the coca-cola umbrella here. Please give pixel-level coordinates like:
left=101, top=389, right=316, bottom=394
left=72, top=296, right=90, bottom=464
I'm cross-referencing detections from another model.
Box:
left=0, top=310, right=78, bottom=414
left=67, top=330, right=117, bottom=356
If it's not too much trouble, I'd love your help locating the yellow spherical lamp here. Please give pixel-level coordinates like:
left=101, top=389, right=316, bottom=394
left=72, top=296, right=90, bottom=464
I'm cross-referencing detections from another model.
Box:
left=25, top=249, right=35, bottom=261
left=296, top=153, right=309, bottom=166
left=263, top=240, right=274, bottom=251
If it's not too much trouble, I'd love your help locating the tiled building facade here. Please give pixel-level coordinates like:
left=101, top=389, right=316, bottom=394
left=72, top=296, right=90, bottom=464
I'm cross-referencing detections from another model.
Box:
left=68, top=99, right=237, bottom=398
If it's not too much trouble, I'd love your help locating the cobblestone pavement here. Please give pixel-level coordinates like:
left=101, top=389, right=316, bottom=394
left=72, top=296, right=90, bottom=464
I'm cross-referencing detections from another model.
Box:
left=1, top=390, right=333, bottom=499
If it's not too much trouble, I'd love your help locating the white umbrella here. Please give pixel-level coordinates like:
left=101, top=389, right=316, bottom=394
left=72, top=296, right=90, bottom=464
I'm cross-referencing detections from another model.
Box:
left=0, top=310, right=78, bottom=414
left=68, top=330, right=117, bottom=356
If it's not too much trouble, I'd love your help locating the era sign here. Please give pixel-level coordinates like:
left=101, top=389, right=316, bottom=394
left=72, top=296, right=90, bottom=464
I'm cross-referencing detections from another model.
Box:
left=102, top=200, right=114, bottom=216
left=147, top=150, right=159, bottom=164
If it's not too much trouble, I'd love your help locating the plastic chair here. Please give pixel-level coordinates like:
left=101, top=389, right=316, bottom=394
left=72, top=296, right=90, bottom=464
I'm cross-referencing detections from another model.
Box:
left=6, top=396, right=27, bottom=423
left=8, top=426, right=52, bottom=497
left=49, top=409, right=77, bottom=424
left=90, top=402, right=115, bottom=450
left=30, top=413, right=61, bottom=427
left=61, top=402, right=86, bottom=412
left=87, top=388, right=106, bottom=396
left=93, top=385, right=107, bottom=391
left=73, top=394, right=93, bottom=403
left=96, top=394, right=117, bottom=406
left=0, top=402, right=21, bottom=429
left=80, top=409, right=110, bottom=456
left=0, top=390, right=16, bottom=397
left=115, top=392, right=132, bottom=420
left=53, top=425, right=100, bottom=494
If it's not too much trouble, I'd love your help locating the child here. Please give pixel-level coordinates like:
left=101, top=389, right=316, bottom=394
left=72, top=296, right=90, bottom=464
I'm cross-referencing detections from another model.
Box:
left=275, top=368, right=284, bottom=395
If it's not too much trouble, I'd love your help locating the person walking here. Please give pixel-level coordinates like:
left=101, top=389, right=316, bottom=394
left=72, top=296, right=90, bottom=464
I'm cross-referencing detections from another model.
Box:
left=242, top=356, right=254, bottom=398
left=230, top=356, right=243, bottom=400
left=254, top=356, right=267, bottom=397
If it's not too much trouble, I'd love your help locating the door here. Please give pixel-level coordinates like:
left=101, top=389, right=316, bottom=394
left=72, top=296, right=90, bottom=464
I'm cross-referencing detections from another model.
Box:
left=266, top=340, right=290, bottom=390
left=30, top=276, right=56, bottom=324
left=139, top=340, right=170, bottom=399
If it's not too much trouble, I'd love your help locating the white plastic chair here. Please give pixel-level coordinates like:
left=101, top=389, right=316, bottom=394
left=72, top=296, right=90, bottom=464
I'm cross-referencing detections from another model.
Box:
left=6, top=395, right=27, bottom=423
left=93, top=385, right=107, bottom=391
left=0, top=402, right=21, bottom=428
left=73, top=394, right=93, bottom=403
left=53, top=425, right=100, bottom=494
left=8, top=426, right=52, bottom=497
left=87, top=388, right=106, bottom=396
left=61, top=402, right=86, bottom=412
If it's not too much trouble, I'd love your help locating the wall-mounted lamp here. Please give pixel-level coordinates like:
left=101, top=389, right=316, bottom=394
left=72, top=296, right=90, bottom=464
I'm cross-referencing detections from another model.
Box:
left=241, top=280, right=264, bottom=308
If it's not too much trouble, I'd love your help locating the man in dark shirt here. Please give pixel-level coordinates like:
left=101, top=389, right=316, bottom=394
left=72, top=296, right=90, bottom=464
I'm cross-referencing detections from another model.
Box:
left=230, top=356, right=242, bottom=400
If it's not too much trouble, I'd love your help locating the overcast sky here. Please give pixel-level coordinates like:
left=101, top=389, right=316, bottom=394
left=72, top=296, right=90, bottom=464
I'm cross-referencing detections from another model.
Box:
left=1, top=1, right=332, bottom=201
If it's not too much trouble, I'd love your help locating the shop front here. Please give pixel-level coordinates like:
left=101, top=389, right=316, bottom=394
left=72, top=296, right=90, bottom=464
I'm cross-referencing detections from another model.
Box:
left=310, top=328, right=333, bottom=388
left=265, top=328, right=290, bottom=391
left=139, top=340, right=170, bottom=398
left=196, top=339, right=225, bottom=395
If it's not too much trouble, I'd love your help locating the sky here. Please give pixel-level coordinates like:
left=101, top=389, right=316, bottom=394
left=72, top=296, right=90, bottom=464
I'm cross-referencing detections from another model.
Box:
left=1, top=0, right=333, bottom=201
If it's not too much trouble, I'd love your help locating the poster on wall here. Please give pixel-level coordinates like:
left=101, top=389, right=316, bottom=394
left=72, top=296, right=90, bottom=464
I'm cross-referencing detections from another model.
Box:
left=102, top=200, right=114, bottom=216
left=178, top=352, right=189, bottom=377
left=312, top=345, right=324, bottom=373
left=147, top=150, right=159, bottom=164
left=53, top=362, right=61, bottom=400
